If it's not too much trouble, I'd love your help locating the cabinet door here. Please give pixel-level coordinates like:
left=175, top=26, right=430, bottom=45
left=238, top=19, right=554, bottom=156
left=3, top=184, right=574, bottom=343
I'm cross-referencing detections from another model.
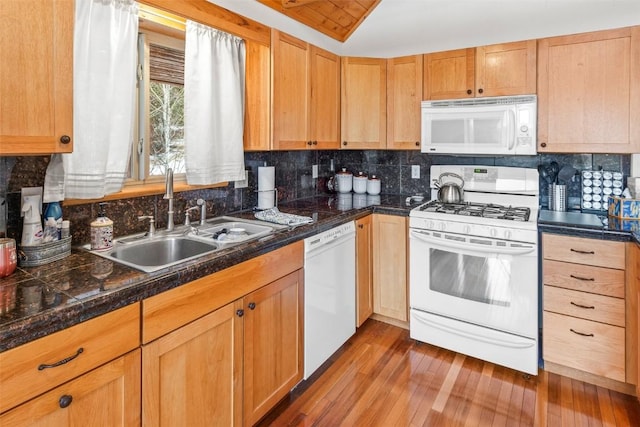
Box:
left=372, top=214, right=407, bottom=322
left=272, top=30, right=309, bottom=150
left=309, top=45, right=340, bottom=149
left=142, top=302, right=243, bottom=427
left=356, top=215, right=373, bottom=327
left=243, top=270, right=304, bottom=426
left=341, top=57, right=387, bottom=149
left=475, top=40, right=536, bottom=97
left=387, top=55, right=422, bottom=150
left=0, top=0, right=73, bottom=154
left=0, top=350, right=140, bottom=426
left=244, top=40, right=271, bottom=151
left=538, top=26, right=640, bottom=153
left=423, top=48, right=475, bottom=100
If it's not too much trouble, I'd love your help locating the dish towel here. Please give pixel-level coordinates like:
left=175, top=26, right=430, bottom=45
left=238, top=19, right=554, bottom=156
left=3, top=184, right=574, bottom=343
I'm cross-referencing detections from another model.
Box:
left=254, top=207, right=314, bottom=226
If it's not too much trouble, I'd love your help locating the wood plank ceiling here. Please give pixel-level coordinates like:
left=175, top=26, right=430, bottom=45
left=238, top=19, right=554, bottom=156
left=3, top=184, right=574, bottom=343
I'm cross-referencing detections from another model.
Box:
left=256, top=0, right=382, bottom=42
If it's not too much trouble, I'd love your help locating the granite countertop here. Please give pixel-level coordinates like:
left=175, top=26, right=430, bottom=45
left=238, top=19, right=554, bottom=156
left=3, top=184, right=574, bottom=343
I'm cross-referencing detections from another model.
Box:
left=3, top=196, right=639, bottom=353
left=0, top=194, right=415, bottom=352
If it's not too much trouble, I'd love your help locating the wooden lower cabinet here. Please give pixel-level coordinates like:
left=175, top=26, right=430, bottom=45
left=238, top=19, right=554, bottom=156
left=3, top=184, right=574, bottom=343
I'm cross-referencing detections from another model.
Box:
left=372, top=214, right=408, bottom=322
left=356, top=215, right=373, bottom=326
left=0, top=350, right=141, bottom=426
left=142, top=302, right=243, bottom=426
left=243, top=270, right=304, bottom=426
left=141, top=242, right=305, bottom=426
left=542, top=233, right=637, bottom=391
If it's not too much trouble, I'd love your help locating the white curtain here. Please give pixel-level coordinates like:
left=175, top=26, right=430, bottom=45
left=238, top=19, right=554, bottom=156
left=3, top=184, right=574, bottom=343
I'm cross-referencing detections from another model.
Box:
left=184, top=21, right=246, bottom=185
left=58, top=0, right=138, bottom=199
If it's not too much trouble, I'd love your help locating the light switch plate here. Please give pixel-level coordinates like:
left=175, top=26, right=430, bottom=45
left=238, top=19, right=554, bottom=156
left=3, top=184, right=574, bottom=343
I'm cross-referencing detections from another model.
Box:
left=234, top=170, right=248, bottom=188
left=411, top=165, right=420, bottom=179
left=312, top=164, right=318, bottom=179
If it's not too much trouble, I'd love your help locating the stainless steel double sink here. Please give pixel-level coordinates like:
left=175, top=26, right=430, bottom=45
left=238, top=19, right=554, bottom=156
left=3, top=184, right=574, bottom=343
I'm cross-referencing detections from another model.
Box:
left=88, top=216, right=286, bottom=273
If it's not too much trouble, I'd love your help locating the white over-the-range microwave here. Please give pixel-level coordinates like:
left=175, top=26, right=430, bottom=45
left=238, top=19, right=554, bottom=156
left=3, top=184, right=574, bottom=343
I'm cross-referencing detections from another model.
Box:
left=421, top=95, right=537, bottom=156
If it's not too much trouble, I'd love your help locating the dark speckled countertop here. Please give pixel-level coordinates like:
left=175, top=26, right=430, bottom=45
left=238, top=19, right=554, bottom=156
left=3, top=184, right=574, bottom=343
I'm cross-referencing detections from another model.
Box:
left=4, top=197, right=639, bottom=353
left=0, top=195, right=414, bottom=352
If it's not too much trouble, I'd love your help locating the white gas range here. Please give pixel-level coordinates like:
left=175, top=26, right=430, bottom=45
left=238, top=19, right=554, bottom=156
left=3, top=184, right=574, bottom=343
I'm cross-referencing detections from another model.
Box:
left=409, top=165, right=540, bottom=375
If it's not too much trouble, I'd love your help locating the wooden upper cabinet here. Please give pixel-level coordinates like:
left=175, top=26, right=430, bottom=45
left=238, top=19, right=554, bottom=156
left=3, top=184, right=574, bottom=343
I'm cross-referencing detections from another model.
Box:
left=341, top=57, right=387, bottom=149
left=0, top=0, right=73, bottom=155
left=475, top=40, right=536, bottom=96
left=272, top=30, right=339, bottom=150
left=423, top=41, right=536, bottom=100
left=538, top=26, right=640, bottom=153
left=244, top=40, right=271, bottom=151
left=423, top=48, right=475, bottom=100
left=309, top=45, right=341, bottom=149
left=387, top=55, right=423, bottom=150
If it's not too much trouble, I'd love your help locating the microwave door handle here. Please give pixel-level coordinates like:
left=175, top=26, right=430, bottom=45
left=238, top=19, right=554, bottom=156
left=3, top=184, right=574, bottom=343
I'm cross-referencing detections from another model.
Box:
left=507, top=110, right=516, bottom=150
left=410, top=229, right=536, bottom=256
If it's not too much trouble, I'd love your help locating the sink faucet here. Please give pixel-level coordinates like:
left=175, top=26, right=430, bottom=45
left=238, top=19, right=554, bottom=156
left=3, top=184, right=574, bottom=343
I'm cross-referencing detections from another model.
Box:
left=164, top=168, right=175, bottom=232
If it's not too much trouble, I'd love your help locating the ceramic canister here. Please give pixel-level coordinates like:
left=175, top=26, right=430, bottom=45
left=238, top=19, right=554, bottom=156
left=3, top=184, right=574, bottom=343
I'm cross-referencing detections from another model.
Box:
left=335, top=168, right=353, bottom=194
left=353, top=171, right=368, bottom=194
left=367, top=174, right=381, bottom=195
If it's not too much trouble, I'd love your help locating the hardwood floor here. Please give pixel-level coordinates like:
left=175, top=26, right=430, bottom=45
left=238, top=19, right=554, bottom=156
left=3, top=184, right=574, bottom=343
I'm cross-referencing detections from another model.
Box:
left=258, top=319, right=640, bottom=426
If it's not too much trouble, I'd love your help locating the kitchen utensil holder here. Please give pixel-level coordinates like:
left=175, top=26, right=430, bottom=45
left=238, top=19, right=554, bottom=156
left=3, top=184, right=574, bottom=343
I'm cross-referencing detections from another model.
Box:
left=18, top=236, right=71, bottom=267
left=551, top=184, right=567, bottom=212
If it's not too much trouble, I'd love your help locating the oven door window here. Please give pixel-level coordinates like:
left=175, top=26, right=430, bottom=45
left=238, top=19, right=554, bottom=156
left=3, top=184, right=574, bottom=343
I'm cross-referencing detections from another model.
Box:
left=430, top=248, right=510, bottom=307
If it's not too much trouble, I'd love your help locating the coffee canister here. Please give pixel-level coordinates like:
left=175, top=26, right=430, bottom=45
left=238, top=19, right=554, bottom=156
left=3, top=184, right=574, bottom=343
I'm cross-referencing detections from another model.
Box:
left=367, top=174, right=381, bottom=195
left=0, top=238, right=17, bottom=278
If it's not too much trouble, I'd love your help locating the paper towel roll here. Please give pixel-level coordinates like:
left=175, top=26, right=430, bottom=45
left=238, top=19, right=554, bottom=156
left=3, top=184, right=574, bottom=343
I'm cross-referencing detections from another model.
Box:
left=258, top=166, right=275, bottom=191
left=258, top=190, right=275, bottom=210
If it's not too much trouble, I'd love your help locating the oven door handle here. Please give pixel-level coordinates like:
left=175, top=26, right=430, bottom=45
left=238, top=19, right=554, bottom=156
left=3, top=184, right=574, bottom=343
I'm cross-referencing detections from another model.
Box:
left=410, top=229, right=536, bottom=256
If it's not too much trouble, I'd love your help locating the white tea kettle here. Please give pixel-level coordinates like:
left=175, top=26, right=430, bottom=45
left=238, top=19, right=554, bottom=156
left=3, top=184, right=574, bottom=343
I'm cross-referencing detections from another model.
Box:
left=435, top=172, right=464, bottom=203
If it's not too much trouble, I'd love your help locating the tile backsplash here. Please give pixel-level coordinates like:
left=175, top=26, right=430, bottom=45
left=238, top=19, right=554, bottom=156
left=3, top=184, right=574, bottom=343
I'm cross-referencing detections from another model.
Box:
left=0, top=152, right=630, bottom=244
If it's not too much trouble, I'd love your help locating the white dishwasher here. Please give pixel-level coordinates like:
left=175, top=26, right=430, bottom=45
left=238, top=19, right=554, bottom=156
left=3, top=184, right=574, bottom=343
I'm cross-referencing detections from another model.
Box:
left=303, top=221, right=356, bottom=379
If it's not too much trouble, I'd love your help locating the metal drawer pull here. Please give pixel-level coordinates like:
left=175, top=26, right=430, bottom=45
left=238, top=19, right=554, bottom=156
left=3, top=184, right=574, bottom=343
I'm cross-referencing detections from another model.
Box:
left=570, top=274, right=595, bottom=281
left=570, top=248, right=595, bottom=255
left=570, top=301, right=595, bottom=309
left=570, top=328, right=594, bottom=337
left=38, top=348, right=84, bottom=371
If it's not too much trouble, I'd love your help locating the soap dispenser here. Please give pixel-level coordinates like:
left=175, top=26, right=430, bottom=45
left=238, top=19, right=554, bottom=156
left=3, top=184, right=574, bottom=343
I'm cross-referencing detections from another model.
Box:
left=91, top=202, right=113, bottom=251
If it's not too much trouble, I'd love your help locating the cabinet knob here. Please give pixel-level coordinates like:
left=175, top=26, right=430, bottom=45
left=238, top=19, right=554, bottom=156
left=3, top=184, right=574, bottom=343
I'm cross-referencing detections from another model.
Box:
left=307, top=141, right=312, bottom=146
left=60, top=135, right=71, bottom=144
left=466, top=89, right=472, bottom=95
left=59, top=394, right=73, bottom=408
left=236, top=309, right=244, bottom=317
left=478, top=88, right=483, bottom=94
left=415, top=141, right=420, bottom=147
left=358, top=224, right=364, bottom=229
left=540, top=142, right=547, bottom=148
left=343, top=141, right=348, bottom=146
left=248, top=302, right=256, bottom=310
left=313, top=141, right=318, bottom=145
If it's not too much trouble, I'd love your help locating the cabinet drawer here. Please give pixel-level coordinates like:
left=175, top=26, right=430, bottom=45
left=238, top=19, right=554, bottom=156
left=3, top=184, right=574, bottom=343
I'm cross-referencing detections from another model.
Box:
left=543, top=259, right=625, bottom=298
left=543, top=234, right=625, bottom=269
left=0, top=304, right=140, bottom=414
left=543, top=311, right=625, bottom=382
left=544, top=285, right=625, bottom=326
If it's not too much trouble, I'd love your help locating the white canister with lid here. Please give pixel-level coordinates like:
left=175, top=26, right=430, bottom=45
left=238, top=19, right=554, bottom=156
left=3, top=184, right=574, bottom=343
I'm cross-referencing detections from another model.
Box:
left=353, top=171, right=367, bottom=194
left=335, top=168, right=353, bottom=193
left=367, top=174, right=381, bottom=195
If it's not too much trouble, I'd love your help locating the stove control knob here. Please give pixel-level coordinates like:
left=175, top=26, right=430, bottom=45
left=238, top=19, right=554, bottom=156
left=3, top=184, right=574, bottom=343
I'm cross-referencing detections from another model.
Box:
left=490, top=228, right=497, bottom=238
left=463, top=225, right=471, bottom=234
left=439, top=222, right=446, bottom=231
left=504, top=230, right=512, bottom=240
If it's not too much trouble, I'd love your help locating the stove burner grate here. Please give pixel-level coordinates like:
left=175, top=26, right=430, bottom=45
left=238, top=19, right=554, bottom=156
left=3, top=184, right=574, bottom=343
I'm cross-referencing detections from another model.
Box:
left=419, top=200, right=530, bottom=222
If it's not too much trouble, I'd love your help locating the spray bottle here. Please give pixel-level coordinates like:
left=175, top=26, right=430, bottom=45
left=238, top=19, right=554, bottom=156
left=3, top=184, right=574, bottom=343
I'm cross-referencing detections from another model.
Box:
left=21, top=195, right=43, bottom=246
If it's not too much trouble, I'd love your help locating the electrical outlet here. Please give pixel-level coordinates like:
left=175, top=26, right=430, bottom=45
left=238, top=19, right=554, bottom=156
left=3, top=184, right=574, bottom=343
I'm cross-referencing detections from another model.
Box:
left=234, top=170, right=248, bottom=189
left=312, top=164, right=318, bottom=179
left=411, top=165, right=420, bottom=179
